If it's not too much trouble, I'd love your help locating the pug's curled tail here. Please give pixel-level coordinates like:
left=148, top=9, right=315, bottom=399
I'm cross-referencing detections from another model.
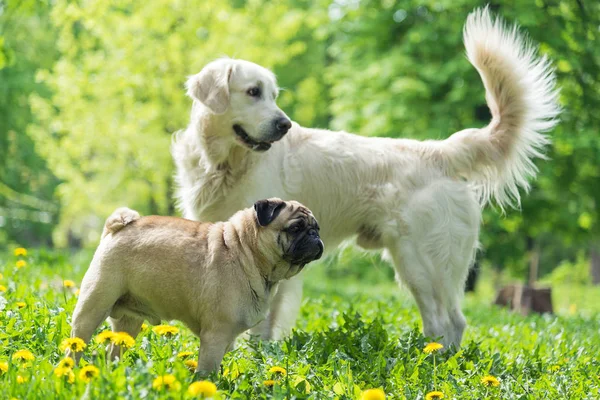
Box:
left=102, top=207, right=140, bottom=238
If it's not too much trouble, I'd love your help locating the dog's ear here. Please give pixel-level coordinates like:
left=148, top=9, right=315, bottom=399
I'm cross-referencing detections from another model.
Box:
left=254, top=199, right=286, bottom=227
left=186, top=62, right=233, bottom=114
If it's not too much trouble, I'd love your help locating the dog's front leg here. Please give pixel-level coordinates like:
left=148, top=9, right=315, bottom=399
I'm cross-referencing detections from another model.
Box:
left=195, top=330, right=237, bottom=378
left=250, top=274, right=303, bottom=340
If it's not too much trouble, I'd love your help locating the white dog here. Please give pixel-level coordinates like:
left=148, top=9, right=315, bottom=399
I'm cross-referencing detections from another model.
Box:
left=171, top=8, right=559, bottom=347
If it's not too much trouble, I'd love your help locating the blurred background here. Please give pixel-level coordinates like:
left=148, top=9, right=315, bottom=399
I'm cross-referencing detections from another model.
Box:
left=1, top=0, right=599, bottom=290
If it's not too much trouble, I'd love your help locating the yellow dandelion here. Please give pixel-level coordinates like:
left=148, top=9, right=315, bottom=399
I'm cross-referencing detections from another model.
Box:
left=16, top=260, right=26, bottom=269
left=361, top=388, right=386, bottom=400
left=177, top=351, right=194, bottom=359
left=0, top=361, right=8, bottom=374
left=57, top=357, right=75, bottom=369
left=263, top=379, right=276, bottom=387
left=110, top=332, right=135, bottom=348
left=268, top=366, right=287, bottom=377
left=14, top=248, right=27, bottom=256
left=16, top=375, right=27, bottom=384
left=12, top=350, right=35, bottom=363
left=423, top=342, right=444, bottom=354
left=184, top=359, right=198, bottom=372
left=54, top=366, right=75, bottom=383
left=141, top=323, right=148, bottom=330
left=0, top=285, right=6, bottom=292
left=79, top=365, right=100, bottom=382
left=188, top=380, right=217, bottom=397
left=60, top=337, right=86, bottom=353
left=152, top=325, right=180, bottom=336
left=63, top=280, right=76, bottom=288
left=152, top=374, right=181, bottom=391
left=75, top=289, right=80, bottom=296
left=16, top=302, right=27, bottom=309
left=66, top=370, right=75, bottom=383
left=95, top=331, right=116, bottom=344
left=481, top=375, right=500, bottom=387
left=425, top=391, right=444, bottom=400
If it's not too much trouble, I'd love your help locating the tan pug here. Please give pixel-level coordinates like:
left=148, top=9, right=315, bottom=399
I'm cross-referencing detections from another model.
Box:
left=68, top=198, right=323, bottom=374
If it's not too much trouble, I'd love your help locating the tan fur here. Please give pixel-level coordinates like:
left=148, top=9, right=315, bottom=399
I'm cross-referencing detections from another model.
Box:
left=69, top=199, right=321, bottom=374
left=101, top=207, right=140, bottom=238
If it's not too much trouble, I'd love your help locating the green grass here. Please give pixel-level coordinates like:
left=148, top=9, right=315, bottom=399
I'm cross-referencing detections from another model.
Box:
left=1, top=247, right=599, bottom=399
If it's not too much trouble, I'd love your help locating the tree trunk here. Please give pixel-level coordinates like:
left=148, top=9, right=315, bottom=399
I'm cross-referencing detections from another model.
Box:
left=527, top=237, right=540, bottom=286
left=464, top=261, right=480, bottom=293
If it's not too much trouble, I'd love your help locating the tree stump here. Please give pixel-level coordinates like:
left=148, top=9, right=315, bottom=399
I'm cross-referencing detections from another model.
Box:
left=494, top=284, right=553, bottom=316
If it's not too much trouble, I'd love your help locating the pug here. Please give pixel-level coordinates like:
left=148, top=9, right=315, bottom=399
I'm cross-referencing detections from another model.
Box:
left=68, top=198, right=323, bottom=374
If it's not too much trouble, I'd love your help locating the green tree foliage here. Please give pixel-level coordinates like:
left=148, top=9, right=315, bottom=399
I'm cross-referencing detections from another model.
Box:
left=0, top=0, right=60, bottom=246
left=3, top=0, right=599, bottom=277
left=316, top=0, right=600, bottom=274
left=483, top=1, right=600, bottom=276
left=28, top=0, right=330, bottom=245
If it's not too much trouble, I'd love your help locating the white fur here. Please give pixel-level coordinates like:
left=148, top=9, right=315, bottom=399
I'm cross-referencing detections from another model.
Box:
left=172, top=8, right=559, bottom=347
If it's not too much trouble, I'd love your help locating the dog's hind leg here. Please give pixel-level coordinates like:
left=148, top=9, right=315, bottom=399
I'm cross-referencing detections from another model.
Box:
left=69, top=292, right=116, bottom=362
left=386, top=181, right=480, bottom=348
left=68, top=256, right=124, bottom=362
left=108, top=314, right=144, bottom=360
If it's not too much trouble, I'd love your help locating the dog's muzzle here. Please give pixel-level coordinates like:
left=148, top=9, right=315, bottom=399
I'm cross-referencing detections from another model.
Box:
left=286, top=229, right=324, bottom=266
left=233, top=119, right=291, bottom=152
left=274, top=117, right=292, bottom=136
left=233, top=124, right=272, bottom=152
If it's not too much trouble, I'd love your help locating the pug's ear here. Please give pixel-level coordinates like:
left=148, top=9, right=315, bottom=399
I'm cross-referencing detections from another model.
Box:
left=186, top=61, right=233, bottom=114
left=254, top=199, right=286, bottom=227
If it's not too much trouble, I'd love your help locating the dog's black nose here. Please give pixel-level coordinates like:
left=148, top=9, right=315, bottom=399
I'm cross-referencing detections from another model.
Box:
left=275, top=118, right=292, bottom=135
left=315, top=240, right=324, bottom=260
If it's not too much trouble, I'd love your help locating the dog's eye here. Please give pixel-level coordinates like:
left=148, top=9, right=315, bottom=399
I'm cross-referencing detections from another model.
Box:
left=288, top=222, right=305, bottom=233
left=247, top=87, right=261, bottom=97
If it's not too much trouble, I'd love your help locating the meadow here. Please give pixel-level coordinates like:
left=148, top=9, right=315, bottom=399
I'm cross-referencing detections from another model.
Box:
left=2, top=2, right=599, bottom=399
left=1, top=246, right=599, bottom=399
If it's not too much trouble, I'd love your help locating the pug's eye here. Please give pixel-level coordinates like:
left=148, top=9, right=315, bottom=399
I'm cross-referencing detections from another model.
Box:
left=247, top=87, right=261, bottom=97
left=288, top=222, right=305, bottom=233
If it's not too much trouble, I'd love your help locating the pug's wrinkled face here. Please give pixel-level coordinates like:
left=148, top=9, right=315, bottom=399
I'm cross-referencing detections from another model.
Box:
left=254, top=198, right=323, bottom=281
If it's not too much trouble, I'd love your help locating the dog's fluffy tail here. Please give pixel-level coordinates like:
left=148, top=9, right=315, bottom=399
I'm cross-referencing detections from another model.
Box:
left=434, top=7, right=560, bottom=209
left=102, top=207, right=140, bottom=238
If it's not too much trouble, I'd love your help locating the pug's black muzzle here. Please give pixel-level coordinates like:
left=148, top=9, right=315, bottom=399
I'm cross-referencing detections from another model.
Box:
left=286, top=229, right=324, bottom=266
